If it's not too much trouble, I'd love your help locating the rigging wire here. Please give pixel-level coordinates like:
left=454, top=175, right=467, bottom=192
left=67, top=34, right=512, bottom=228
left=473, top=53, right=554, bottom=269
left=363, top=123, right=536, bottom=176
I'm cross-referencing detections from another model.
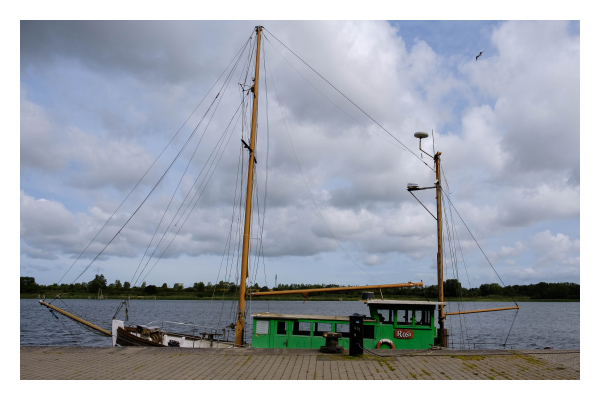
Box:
left=264, top=44, right=388, bottom=284
left=262, top=28, right=434, bottom=172
left=259, top=40, right=271, bottom=290
left=130, top=82, right=240, bottom=287
left=137, top=103, right=244, bottom=286
left=132, top=33, right=256, bottom=290
left=74, top=65, right=245, bottom=286
left=250, top=164, right=264, bottom=290
left=131, top=97, right=245, bottom=288
left=208, top=140, right=244, bottom=330
left=130, top=36, right=252, bottom=287
left=212, top=32, right=258, bottom=331
left=439, top=166, right=519, bottom=347
left=58, top=34, right=253, bottom=286
left=504, top=309, right=519, bottom=347
left=56, top=314, right=84, bottom=346
left=441, top=192, right=469, bottom=348
left=262, top=35, right=413, bottom=159
left=439, top=186, right=518, bottom=307
left=440, top=164, right=486, bottom=349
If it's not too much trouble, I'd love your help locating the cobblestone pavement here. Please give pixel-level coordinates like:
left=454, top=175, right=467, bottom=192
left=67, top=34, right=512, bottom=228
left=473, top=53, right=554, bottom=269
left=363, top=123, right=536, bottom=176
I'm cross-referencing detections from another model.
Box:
left=20, top=347, right=579, bottom=380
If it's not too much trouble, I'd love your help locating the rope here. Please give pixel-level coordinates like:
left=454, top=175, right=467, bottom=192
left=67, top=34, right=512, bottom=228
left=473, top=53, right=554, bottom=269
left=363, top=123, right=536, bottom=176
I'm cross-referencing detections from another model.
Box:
left=357, top=344, right=396, bottom=358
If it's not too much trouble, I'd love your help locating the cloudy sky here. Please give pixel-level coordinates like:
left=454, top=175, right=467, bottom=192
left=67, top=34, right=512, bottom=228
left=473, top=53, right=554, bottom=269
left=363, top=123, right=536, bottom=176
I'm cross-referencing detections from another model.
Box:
left=20, top=20, right=580, bottom=289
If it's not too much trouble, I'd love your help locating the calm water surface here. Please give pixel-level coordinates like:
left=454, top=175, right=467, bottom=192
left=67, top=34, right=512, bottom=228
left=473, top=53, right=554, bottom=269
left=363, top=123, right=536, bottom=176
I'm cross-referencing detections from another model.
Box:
left=20, top=299, right=579, bottom=349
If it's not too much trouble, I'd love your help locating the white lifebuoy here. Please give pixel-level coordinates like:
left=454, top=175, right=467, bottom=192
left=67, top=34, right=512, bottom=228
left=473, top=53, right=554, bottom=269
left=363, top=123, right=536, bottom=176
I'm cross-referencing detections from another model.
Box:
left=376, top=339, right=395, bottom=349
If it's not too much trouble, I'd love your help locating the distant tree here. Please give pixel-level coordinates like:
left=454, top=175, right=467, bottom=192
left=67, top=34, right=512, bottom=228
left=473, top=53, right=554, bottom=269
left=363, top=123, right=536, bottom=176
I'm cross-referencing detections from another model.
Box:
left=260, top=286, right=269, bottom=292
left=87, top=274, right=107, bottom=293
left=424, top=285, right=438, bottom=298
left=444, top=279, right=462, bottom=297
left=141, top=281, right=146, bottom=289
left=144, top=285, right=158, bottom=295
left=480, top=283, right=502, bottom=296
left=123, top=281, right=131, bottom=289
left=502, top=286, right=516, bottom=297
left=20, top=277, right=39, bottom=293
left=114, top=280, right=122, bottom=290
left=162, top=283, right=168, bottom=289
left=173, top=283, right=182, bottom=290
left=193, top=282, right=205, bottom=292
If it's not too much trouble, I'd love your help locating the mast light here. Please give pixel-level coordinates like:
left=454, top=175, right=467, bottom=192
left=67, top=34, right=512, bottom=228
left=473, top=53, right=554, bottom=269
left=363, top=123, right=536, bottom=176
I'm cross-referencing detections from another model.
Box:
left=414, top=132, right=429, bottom=139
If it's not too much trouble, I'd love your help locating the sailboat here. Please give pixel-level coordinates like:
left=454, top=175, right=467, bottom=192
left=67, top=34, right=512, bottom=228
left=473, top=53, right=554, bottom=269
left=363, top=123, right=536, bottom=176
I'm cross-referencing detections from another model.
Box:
left=39, top=26, right=518, bottom=351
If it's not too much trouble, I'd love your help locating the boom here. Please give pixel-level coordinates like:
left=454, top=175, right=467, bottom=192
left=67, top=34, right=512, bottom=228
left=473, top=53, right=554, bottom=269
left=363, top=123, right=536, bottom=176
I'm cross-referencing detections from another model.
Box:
left=250, top=282, right=423, bottom=299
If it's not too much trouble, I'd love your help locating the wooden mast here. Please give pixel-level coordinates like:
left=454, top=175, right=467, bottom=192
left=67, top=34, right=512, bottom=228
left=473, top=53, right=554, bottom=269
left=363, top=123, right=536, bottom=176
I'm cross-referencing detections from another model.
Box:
left=434, top=151, right=447, bottom=347
left=235, top=26, right=262, bottom=347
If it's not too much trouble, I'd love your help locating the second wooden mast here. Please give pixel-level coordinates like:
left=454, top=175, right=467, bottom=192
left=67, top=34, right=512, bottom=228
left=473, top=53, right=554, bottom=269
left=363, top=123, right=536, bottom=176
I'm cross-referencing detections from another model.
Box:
left=235, top=26, right=262, bottom=347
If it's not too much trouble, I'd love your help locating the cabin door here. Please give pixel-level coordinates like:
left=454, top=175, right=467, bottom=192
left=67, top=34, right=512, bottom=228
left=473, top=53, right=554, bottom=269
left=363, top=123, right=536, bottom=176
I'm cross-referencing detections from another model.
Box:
left=272, top=320, right=289, bottom=348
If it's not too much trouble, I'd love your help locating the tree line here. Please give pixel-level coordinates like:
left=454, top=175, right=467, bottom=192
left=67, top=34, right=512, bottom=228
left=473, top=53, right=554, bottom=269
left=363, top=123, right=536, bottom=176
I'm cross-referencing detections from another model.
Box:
left=21, top=276, right=579, bottom=300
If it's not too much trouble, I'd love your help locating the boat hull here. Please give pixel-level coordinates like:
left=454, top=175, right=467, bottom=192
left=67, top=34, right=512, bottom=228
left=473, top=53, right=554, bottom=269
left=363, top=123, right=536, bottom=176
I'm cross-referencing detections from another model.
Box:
left=116, top=327, right=165, bottom=347
left=115, top=325, right=235, bottom=348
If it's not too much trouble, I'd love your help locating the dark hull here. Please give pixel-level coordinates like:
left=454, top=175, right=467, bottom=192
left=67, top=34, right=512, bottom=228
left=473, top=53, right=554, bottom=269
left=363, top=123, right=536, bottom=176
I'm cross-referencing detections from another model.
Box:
left=116, top=327, right=165, bottom=347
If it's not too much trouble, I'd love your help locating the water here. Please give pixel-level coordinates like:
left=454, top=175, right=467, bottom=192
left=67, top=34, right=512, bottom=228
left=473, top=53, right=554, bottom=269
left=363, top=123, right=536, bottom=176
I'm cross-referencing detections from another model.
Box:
left=21, top=299, right=580, bottom=349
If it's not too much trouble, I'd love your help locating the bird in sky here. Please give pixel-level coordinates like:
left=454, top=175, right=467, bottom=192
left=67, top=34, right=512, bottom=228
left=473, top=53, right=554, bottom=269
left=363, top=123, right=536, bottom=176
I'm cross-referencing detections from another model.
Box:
left=476, top=51, right=483, bottom=60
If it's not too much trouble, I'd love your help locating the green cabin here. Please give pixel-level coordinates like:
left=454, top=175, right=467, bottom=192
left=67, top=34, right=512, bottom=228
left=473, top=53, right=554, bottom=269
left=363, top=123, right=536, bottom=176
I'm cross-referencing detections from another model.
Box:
left=251, top=300, right=445, bottom=350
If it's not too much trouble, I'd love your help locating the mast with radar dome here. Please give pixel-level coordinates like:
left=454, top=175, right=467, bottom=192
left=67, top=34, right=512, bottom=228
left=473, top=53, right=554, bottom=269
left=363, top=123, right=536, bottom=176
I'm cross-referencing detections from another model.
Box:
left=406, top=131, right=447, bottom=347
left=407, top=130, right=519, bottom=347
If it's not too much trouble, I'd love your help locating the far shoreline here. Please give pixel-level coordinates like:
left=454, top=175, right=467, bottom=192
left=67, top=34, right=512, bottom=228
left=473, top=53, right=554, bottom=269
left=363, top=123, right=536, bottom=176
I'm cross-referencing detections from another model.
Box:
left=20, top=295, right=580, bottom=302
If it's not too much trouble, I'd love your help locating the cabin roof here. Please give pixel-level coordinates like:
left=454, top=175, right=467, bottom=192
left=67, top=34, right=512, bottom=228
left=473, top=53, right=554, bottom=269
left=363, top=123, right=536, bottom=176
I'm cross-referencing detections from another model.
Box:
left=366, top=300, right=446, bottom=306
left=251, top=313, right=376, bottom=322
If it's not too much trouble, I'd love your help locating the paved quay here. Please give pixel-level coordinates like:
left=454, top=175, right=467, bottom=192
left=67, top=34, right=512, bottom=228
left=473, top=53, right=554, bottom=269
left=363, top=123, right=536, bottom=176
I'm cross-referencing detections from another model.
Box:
left=20, top=346, right=579, bottom=380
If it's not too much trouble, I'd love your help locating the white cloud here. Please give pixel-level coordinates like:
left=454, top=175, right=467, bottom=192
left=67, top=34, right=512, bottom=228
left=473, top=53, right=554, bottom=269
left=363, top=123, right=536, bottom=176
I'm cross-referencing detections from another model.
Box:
left=19, top=21, right=580, bottom=286
left=363, top=254, right=386, bottom=266
left=488, top=241, right=527, bottom=262
left=20, top=92, right=69, bottom=170
left=530, top=230, right=580, bottom=267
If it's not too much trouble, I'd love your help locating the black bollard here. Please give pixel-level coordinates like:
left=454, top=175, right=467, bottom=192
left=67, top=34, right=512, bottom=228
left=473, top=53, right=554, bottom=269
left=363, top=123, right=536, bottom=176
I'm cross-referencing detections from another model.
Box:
left=320, top=332, right=343, bottom=353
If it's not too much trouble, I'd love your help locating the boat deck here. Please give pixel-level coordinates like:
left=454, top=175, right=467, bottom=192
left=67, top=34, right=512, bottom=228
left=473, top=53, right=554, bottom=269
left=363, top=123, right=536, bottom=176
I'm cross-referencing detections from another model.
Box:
left=20, top=346, right=579, bottom=380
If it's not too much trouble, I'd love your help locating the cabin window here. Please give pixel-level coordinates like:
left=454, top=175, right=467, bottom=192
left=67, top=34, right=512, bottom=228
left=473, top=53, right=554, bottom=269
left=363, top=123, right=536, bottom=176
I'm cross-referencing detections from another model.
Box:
left=256, top=320, right=269, bottom=334
left=335, top=323, right=350, bottom=338
left=314, top=322, right=332, bottom=336
left=364, top=325, right=375, bottom=339
left=415, top=310, right=431, bottom=326
left=276, top=321, right=287, bottom=335
left=292, top=321, right=311, bottom=336
left=396, top=309, right=412, bottom=325
left=377, top=309, right=393, bottom=324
